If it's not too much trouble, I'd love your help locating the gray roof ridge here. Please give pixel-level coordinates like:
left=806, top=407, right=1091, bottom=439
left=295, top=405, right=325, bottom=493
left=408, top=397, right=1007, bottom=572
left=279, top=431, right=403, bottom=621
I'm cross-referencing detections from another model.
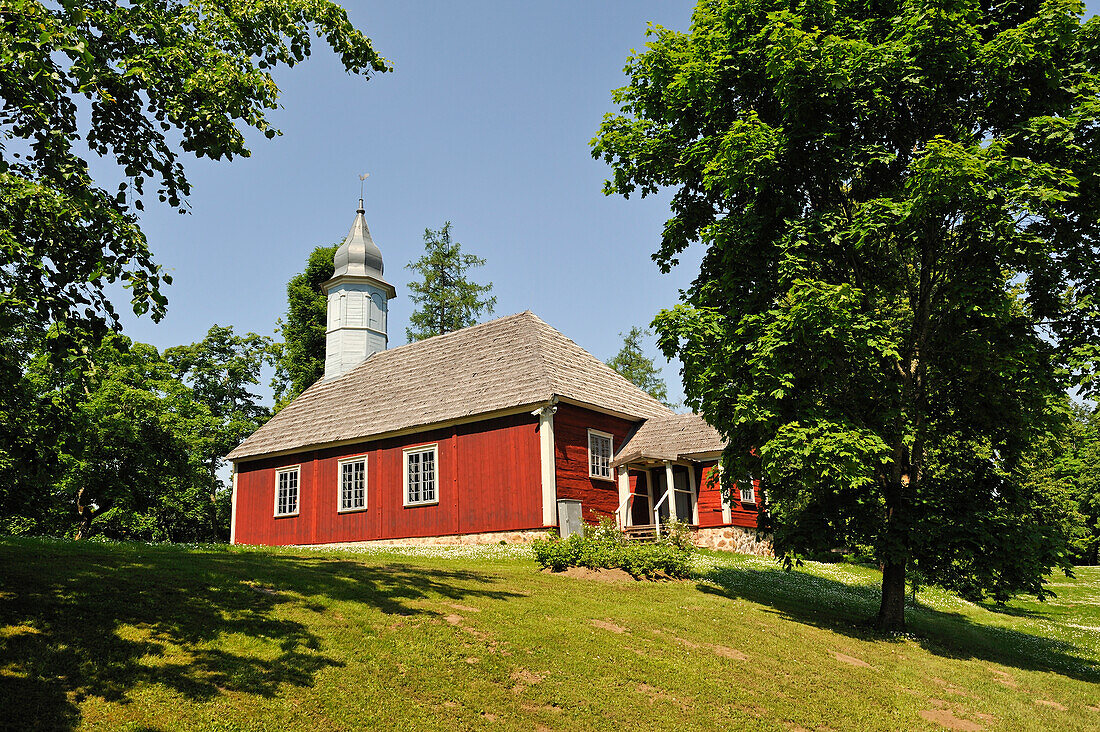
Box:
left=530, top=315, right=675, bottom=419
left=319, top=310, right=539, bottom=385
left=520, top=311, right=556, bottom=403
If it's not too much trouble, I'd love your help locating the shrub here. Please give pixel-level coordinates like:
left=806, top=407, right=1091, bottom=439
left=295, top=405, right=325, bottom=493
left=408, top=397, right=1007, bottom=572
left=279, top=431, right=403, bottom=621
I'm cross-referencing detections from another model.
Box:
left=531, top=517, right=695, bottom=579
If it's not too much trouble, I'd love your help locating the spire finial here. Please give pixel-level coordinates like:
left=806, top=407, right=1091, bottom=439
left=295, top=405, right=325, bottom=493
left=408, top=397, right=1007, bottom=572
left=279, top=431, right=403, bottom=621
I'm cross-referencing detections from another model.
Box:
left=358, top=172, right=369, bottom=211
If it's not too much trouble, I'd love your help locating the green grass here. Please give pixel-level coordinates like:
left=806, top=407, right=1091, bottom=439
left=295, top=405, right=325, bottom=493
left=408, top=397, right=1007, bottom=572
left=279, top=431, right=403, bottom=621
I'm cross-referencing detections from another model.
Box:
left=1, top=538, right=1097, bottom=731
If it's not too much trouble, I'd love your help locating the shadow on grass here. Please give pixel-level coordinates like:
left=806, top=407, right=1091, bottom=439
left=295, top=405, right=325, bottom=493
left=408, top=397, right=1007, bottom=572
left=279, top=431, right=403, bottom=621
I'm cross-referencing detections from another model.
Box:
left=695, top=564, right=1099, bottom=684
left=0, top=539, right=523, bottom=730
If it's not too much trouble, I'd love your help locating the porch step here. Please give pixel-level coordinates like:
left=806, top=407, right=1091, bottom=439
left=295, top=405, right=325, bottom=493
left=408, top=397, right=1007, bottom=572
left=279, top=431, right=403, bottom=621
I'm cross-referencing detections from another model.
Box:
left=622, top=524, right=658, bottom=543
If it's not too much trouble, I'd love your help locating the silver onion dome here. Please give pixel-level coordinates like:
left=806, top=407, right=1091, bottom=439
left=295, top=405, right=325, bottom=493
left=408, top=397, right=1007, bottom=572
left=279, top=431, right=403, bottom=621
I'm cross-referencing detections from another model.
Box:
left=332, top=199, right=385, bottom=278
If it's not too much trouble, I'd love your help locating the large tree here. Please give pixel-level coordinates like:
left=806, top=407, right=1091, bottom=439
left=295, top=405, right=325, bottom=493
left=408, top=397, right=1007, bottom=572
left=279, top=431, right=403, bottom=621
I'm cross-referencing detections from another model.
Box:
left=607, top=326, right=671, bottom=406
left=593, top=0, right=1100, bottom=630
left=405, top=222, right=496, bottom=341
left=29, top=334, right=220, bottom=541
left=272, top=243, right=339, bottom=406
left=0, top=0, right=386, bottom=408
left=166, top=325, right=273, bottom=538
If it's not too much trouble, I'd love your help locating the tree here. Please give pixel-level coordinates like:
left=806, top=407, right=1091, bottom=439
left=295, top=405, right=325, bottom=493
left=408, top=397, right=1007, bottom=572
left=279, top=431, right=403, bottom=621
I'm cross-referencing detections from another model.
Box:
left=166, top=325, right=273, bottom=539
left=607, top=326, right=671, bottom=406
left=1, top=2, right=387, bottom=531
left=1022, top=402, right=1100, bottom=565
left=0, top=0, right=387, bottom=427
left=34, top=334, right=219, bottom=541
left=272, top=243, right=339, bottom=406
left=405, top=222, right=496, bottom=341
left=593, top=0, right=1100, bottom=630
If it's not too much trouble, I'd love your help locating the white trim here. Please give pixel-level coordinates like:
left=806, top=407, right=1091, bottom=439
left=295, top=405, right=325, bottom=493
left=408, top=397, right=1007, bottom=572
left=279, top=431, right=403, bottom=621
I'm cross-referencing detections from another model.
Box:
left=688, top=462, right=699, bottom=525
left=538, top=406, right=558, bottom=526
left=739, top=477, right=756, bottom=505
left=229, top=463, right=238, bottom=544
left=337, top=455, right=368, bottom=513
left=617, top=466, right=631, bottom=528
left=403, top=443, right=439, bottom=507
left=274, top=465, right=301, bottom=518
left=587, top=429, right=615, bottom=481
left=664, top=461, right=677, bottom=521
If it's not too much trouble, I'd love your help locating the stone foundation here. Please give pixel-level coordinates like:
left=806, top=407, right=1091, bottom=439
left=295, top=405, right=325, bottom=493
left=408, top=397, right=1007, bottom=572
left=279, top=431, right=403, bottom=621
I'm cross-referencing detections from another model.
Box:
left=296, top=528, right=548, bottom=550
left=692, top=525, right=773, bottom=557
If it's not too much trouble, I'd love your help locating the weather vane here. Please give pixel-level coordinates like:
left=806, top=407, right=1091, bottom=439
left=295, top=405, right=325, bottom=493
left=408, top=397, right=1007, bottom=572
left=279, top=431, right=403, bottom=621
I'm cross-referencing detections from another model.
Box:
left=359, top=172, right=370, bottom=202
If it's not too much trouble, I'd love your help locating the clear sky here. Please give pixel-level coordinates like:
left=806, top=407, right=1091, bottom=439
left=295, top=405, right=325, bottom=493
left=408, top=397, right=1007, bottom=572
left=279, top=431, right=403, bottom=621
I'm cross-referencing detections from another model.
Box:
left=115, top=1, right=701, bottom=404
left=114, top=1, right=1100, bottom=408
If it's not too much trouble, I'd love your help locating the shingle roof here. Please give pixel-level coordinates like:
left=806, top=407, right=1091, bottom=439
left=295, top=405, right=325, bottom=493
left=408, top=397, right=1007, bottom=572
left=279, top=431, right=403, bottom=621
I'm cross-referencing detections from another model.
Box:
left=612, top=412, right=726, bottom=467
left=228, top=311, right=672, bottom=461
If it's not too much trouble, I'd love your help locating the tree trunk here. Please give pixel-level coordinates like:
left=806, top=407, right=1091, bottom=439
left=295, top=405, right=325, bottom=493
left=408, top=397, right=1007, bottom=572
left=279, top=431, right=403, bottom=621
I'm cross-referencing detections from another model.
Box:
left=876, top=557, right=907, bottom=632
left=75, top=488, right=92, bottom=540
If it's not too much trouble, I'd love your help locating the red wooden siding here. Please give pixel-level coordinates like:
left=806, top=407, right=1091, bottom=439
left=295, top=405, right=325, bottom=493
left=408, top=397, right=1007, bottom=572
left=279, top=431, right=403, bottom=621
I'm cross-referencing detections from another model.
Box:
left=552, top=403, right=640, bottom=524
left=233, top=413, right=542, bottom=546
left=694, top=462, right=760, bottom=529
left=695, top=462, right=725, bottom=528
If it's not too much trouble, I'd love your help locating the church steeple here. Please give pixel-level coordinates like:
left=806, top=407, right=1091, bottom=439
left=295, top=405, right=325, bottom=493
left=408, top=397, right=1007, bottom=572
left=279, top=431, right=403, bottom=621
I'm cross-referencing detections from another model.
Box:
left=332, top=199, right=385, bottom=279
left=322, top=199, right=397, bottom=380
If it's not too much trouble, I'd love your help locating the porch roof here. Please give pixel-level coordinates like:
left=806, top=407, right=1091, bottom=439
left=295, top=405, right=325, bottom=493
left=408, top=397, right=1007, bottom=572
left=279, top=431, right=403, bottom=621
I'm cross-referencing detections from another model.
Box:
left=612, top=412, right=725, bottom=468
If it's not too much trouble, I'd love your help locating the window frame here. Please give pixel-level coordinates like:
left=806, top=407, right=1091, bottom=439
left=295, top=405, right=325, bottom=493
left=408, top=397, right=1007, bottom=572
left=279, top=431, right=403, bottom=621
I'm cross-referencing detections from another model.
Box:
left=337, top=455, right=368, bottom=514
left=739, top=478, right=756, bottom=504
left=274, top=465, right=301, bottom=518
left=587, top=429, right=614, bottom=482
left=403, top=443, right=439, bottom=507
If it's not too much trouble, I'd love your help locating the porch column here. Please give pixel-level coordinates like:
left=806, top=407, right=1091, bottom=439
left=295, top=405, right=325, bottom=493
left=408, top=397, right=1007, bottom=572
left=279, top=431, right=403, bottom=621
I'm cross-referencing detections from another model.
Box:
left=537, top=405, right=558, bottom=526
left=646, top=468, right=655, bottom=522
left=688, top=462, right=699, bottom=525
left=617, top=466, right=631, bottom=528
left=665, top=461, right=678, bottom=521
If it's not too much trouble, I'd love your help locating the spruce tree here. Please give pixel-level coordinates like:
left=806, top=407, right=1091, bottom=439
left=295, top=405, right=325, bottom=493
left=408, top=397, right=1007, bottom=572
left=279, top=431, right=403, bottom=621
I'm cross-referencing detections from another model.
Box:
left=405, top=223, right=496, bottom=341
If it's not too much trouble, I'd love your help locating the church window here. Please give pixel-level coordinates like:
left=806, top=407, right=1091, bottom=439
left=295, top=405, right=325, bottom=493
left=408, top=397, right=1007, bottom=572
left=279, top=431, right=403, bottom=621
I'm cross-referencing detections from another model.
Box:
left=275, top=466, right=300, bottom=517
left=404, top=444, right=438, bottom=506
left=588, top=430, right=613, bottom=480
left=338, top=457, right=367, bottom=512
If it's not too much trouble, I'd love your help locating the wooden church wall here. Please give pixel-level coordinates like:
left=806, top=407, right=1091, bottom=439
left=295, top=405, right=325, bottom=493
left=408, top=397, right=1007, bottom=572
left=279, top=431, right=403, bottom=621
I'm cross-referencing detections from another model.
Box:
left=233, top=413, right=543, bottom=546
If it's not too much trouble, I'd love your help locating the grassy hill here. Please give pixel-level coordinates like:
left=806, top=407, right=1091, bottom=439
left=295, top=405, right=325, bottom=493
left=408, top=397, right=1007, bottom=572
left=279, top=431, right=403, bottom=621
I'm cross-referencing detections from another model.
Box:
left=0, top=538, right=1096, bottom=731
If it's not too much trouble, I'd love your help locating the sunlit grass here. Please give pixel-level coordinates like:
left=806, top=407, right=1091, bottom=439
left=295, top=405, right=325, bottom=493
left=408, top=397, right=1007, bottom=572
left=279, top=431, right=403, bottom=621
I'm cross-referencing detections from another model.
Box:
left=1, top=537, right=1097, bottom=730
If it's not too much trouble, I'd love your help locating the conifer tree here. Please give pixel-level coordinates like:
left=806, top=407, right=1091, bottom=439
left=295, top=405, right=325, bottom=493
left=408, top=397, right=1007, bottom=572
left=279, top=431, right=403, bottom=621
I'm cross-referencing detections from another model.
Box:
left=405, top=223, right=496, bottom=341
left=607, top=327, right=670, bottom=406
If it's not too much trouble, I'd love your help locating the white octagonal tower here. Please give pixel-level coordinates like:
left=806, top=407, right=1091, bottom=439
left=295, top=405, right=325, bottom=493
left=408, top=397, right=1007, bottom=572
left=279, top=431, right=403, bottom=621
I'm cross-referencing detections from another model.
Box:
left=323, top=199, right=397, bottom=380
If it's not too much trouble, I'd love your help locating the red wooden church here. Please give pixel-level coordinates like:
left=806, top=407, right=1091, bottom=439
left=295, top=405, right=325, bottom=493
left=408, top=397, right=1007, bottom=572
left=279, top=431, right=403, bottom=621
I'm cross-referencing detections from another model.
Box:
left=227, top=204, right=768, bottom=554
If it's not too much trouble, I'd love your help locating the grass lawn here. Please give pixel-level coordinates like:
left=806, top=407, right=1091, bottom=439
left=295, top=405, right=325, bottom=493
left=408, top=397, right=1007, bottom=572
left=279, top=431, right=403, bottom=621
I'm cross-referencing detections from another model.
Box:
left=1, top=538, right=1097, bottom=731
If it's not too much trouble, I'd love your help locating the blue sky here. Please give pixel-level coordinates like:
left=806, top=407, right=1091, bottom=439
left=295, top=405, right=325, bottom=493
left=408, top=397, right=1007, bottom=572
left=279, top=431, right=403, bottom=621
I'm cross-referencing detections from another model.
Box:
left=116, top=1, right=700, bottom=404
left=115, top=1, right=1100, bottom=408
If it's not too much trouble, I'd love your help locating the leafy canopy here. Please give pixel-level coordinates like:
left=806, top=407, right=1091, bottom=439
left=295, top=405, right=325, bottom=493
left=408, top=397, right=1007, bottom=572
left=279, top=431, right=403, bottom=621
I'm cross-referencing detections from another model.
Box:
left=405, top=222, right=496, bottom=342
left=593, top=0, right=1100, bottom=628
left=0, top=0, right=387, bottom=357
left=607, top=326, right=672, bottom=406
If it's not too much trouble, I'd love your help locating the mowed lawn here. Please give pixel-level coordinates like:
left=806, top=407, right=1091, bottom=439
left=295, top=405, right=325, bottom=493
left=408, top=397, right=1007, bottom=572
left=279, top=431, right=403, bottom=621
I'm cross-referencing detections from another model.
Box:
left=1, top=538, right=1097, bottom=731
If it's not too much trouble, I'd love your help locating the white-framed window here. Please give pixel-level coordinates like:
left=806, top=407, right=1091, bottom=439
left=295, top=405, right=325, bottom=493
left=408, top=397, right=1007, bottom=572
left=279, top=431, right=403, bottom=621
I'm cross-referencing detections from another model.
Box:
left=404, top=444, right=438, bottom=506
left=739, top=479, right=755, bottom=504
left=338, top=457, right=367, bottom=512
left=588, top=429, right=613, bottom=480
left=275, top=466, right=300, bottom=517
